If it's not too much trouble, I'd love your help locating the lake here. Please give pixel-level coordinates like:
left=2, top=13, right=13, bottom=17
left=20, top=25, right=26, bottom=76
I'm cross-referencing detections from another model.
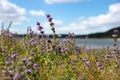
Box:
left=60, top=38, right=120, bottom=48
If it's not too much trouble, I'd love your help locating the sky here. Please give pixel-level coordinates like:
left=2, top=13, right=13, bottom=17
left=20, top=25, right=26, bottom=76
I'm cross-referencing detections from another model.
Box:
left=0, top=0, right=120, bottom=35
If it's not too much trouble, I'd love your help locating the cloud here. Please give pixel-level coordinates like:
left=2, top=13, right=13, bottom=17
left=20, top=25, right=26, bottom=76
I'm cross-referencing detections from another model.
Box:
left=30, top=10, right=45, bottom=16
left=44, top=0, right=85, bottom=4
left=56, top=2, right=120, bottom=34
left=0, top=0, right=28, bottom=25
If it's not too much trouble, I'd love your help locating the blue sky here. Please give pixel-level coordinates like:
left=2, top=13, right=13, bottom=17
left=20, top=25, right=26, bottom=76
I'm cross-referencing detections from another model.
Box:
left=0, top=0, right=120, bottom=35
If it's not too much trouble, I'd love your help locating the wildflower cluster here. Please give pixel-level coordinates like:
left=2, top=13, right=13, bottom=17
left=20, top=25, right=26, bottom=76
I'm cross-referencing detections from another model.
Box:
left=0, top=15, right=120, bottom=80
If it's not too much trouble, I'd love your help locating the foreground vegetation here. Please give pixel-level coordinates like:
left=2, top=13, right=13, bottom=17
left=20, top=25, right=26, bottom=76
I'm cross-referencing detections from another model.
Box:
left=0, top=14, right=120, bottom=80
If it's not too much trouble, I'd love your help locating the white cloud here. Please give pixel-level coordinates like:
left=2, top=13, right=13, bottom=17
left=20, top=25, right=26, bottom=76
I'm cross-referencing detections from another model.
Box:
left=0, top=0, right=28, bottom=25
left=10, top=28, right=27, bottom=34
left=45, top=0, right=84, bottom=4
left=78, top=16, right=85, bottom=21
left=56, top=2, right=120, bottom=34
left=53, top=20, right=63, bottom=26
left=30, top=10, right=45, bottom=16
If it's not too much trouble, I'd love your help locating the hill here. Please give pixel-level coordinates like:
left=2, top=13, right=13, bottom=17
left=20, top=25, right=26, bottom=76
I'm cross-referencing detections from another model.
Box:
left=75, top=27, right=120, bottom=38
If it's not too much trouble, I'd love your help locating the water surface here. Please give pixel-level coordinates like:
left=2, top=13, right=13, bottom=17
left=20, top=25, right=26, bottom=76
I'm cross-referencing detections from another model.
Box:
left=61, top=38, right=120, bottom=48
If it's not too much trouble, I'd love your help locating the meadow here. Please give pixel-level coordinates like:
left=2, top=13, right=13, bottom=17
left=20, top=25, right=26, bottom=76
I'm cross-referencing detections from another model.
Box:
left=0, top=14, right=120, bottom=80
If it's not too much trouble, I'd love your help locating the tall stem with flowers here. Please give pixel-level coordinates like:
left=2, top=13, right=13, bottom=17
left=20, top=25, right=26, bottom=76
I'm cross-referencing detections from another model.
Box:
left=46, top=14, right=56, bottom=42
left=36, top=21, right=45, bottom=48
left=112, top=29, right=118, bottom=54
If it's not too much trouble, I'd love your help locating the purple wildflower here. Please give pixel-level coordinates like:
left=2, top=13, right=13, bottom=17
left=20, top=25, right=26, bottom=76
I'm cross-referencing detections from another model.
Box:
left=33, top=63, right=40, bottom=70
left=114, top=29, right=118, bottom=33
left=112, top=34, right=118, bottom=38
left=5, top=78, right=11, bottom=80
left=11, top=54, right=17, bottom=59
left=96, top=62, right=103, bottom=70
left=30, top=51, right=34, bottom=55
left=30, top=31, right=34, bottom=35
left=13, top=73, right=19, bottom=80
left=82, top=58, right=90, bottom=70
left=63, top=37, right=70, bottom=42
left=6, top=60, right=12, bottom=65
left=30, top=38, right=36, bottom=45
left=37, top=25, right=43, bottom=31
left=30, top=38, right=34, bottom=42
left=61, top=48, right=68, bottom=53
left=8, top=33, right=13, bottom=38
left=8, top=70, right=14, bottom=76
left=31, top=41, right=36, bottom=45
left=74, top=48, right=79, bottom=55
left=21, top=58, right=27, bottom=63
left=27, top=62, right=32, bottom=66
left=25, top=69, right=32, bottom=74
left=48, top=17, right=53, bottom=22
left=111, top=51, right=116, bottom=56
left=68, top=33, right=74, bottom=37
left=105, top=54, right=111, bottom=62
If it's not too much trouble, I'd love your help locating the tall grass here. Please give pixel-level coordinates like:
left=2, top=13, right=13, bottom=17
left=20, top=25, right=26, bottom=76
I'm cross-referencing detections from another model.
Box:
left=0, top=14, right=120, bottom=80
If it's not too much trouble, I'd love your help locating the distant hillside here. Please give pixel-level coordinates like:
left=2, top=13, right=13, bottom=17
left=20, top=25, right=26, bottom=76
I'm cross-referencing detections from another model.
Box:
left=16, top=27, right=120, bottom=38
left=75, top=27, right=120, bottom=38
